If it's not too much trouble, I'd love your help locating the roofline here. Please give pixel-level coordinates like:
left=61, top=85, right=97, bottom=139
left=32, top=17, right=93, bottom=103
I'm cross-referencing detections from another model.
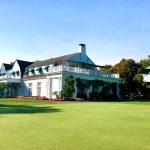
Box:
left=68, top=60, right=107, bottom=68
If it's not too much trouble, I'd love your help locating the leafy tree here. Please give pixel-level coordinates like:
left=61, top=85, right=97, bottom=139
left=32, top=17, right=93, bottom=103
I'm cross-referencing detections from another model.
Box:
left=62, top=76, right=75, bottom=99
left=133, top=73, right=145, bottom=97
left=0, top=82, right=7, bottom=97
left=75, top=78, right=91, bottom=99
left=7, top=83, right=21, bottom=96
left=112, top=58, right=139, bottom=81
left=112, top=58, right=139, bottom=98
left=140, top=55, right=150, bottom=69
left=99, top=65, right=113, bottom=73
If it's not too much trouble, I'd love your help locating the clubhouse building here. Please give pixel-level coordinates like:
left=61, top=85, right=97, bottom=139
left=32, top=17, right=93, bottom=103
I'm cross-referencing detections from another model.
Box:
left=0, top=44, right=120, bottom=99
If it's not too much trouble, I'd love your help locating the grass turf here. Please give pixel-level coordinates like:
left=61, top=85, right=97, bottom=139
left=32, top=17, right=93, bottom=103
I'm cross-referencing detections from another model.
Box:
left=0, top=98, right=150, bottom=150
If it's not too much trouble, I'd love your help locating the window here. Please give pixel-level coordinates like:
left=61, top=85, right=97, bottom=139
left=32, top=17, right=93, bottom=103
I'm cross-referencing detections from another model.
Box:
left=28, top=83, right=32, bottom=96
left=37, top=82, right=41, bottom=96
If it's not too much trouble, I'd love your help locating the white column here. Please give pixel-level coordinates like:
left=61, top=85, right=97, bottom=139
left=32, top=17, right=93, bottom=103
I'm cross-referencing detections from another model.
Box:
left=46, top=77, right=50, bottom=98
left=116, top=83, right=120, bottom=98
left=59, top=77, right=62, bottom=92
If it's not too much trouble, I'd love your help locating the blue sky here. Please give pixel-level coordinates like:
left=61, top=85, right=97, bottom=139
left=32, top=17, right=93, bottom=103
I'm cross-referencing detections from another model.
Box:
left=0, top=0, right=150, bottom=66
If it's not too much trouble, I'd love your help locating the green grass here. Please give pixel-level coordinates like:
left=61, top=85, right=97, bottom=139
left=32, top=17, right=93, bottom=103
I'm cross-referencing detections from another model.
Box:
left=0, top=98, right=150, bottom=150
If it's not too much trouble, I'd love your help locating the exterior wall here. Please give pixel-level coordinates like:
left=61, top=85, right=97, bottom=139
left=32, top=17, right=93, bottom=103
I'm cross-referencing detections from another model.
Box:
left=21, top=69, right=120, bottom=99
left=22, top=78, right=48, bottom=97
left=143, top=74, right=150, bottom=83
left=22, top=74, right=62, bottom=98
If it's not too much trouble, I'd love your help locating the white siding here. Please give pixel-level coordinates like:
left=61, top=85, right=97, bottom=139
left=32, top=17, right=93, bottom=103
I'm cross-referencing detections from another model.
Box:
left=23, top=78, right=48, bottom=97
left=10, top=61, right=21, bottom=79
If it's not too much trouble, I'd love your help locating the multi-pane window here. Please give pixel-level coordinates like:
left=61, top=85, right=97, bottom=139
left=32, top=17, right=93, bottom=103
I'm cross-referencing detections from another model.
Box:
left=37, top=82, right=41, bottom=96
left=28, top=83, right=32, bottom=96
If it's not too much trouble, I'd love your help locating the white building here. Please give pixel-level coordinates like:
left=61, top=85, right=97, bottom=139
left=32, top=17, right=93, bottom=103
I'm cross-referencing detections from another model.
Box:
left=142, top=66, right=150, bottom=98
left=142, top=66, right=150, bottom=83
left=0, top=44, right=120, bottom=99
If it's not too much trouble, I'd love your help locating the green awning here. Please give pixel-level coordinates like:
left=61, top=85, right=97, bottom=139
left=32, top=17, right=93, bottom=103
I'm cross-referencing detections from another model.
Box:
left=10, top=71, right=15, bottom=75
left=25, top=70, right=29, bottom=74
left=0, top=73, right=5, bottom=76
left=36, top=67, right=42, bottom=71
left=15, top=70, right=19, bottom=74
left=43, top=65, right=49, bottom=70
left=29, top=68, right=34, bottom=72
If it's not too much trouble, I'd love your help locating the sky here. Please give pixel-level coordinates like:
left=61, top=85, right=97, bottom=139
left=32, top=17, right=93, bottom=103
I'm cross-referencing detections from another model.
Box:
left=0, top=0, right=150, bottom=67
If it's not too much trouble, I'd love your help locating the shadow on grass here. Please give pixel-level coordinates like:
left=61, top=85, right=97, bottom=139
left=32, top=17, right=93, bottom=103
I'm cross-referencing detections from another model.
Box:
left=0, top=104, right=62, bottom=114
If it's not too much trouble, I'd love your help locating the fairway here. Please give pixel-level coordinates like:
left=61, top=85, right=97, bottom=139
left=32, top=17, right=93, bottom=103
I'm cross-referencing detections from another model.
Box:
left=0, top=99, right=150, bottom=150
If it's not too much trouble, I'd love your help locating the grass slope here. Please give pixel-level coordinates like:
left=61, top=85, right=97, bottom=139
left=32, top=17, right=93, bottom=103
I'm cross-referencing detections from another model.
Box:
left=0, top=99, right=150, bottom=150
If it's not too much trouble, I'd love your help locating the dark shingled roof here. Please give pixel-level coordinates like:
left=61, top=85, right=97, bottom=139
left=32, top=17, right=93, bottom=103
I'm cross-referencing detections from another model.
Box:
left=3, top=63, right=13, bottom=71
left=26, top=52, right=79, bottom=70
left=16, top=60, right=33, bottom=76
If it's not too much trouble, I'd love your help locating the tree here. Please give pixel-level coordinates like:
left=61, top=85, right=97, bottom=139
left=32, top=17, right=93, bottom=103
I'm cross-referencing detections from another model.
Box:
left=75, top=78, right=91, bottom=99
left=133, top=73, right=145, bottom=97
left=7, top=83, right=21, bottom=96
left=62, top=76, right=75, bottom=99
left=112, top=58, right=139, bottom=98
left=140, top=55, right=150, bottom=69
left=112, top=59, right=139, bottom=81
left=0, top=83, right=7, bottom=97
left=99, top=64, right=113, bottom=73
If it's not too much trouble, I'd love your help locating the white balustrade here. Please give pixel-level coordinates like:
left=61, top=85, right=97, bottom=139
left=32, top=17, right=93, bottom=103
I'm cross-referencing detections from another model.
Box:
left=79, top=68, right=90, bottom=74
left=51, top=66, right=60, bottom=72
left=51, top=65, right=119, bottom=78
left=66, top=66, right=77, bottom=73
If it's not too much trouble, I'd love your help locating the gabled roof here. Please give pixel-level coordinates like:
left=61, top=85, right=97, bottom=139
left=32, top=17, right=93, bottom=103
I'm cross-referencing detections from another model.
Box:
left=3, top=63, right=13, bottom=71
left=16, top=59, right=33, bottom=76
left=26, top=52, right=79, bottom=70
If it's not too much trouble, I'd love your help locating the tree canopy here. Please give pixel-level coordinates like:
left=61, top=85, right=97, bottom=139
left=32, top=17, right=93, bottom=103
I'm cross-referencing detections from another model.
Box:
left=140, top=55, right=150, bottom=69
left=99, top=55, right=150, bottom=99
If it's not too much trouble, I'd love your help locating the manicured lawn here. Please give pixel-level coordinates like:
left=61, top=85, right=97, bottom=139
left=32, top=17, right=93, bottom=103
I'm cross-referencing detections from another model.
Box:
left=0, top=99, right=150, bottom=150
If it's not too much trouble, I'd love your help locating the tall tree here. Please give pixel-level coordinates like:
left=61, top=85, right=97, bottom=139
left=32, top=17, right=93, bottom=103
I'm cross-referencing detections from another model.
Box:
left=99, top=64, right=113, bottom=73
left=140, top=55, right=150, bottom=69
left=112, top=58, right=139, bottom=97
left=62, top=76, right=75, bottom=99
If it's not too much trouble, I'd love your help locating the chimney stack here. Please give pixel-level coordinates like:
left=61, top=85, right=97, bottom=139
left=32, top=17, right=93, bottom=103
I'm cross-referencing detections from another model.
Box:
left=78, top=44, right=86, bottom=55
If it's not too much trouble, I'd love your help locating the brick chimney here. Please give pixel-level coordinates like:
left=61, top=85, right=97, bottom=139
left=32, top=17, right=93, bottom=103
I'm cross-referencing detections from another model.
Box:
left=78, top=44, right=86, bottom=55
